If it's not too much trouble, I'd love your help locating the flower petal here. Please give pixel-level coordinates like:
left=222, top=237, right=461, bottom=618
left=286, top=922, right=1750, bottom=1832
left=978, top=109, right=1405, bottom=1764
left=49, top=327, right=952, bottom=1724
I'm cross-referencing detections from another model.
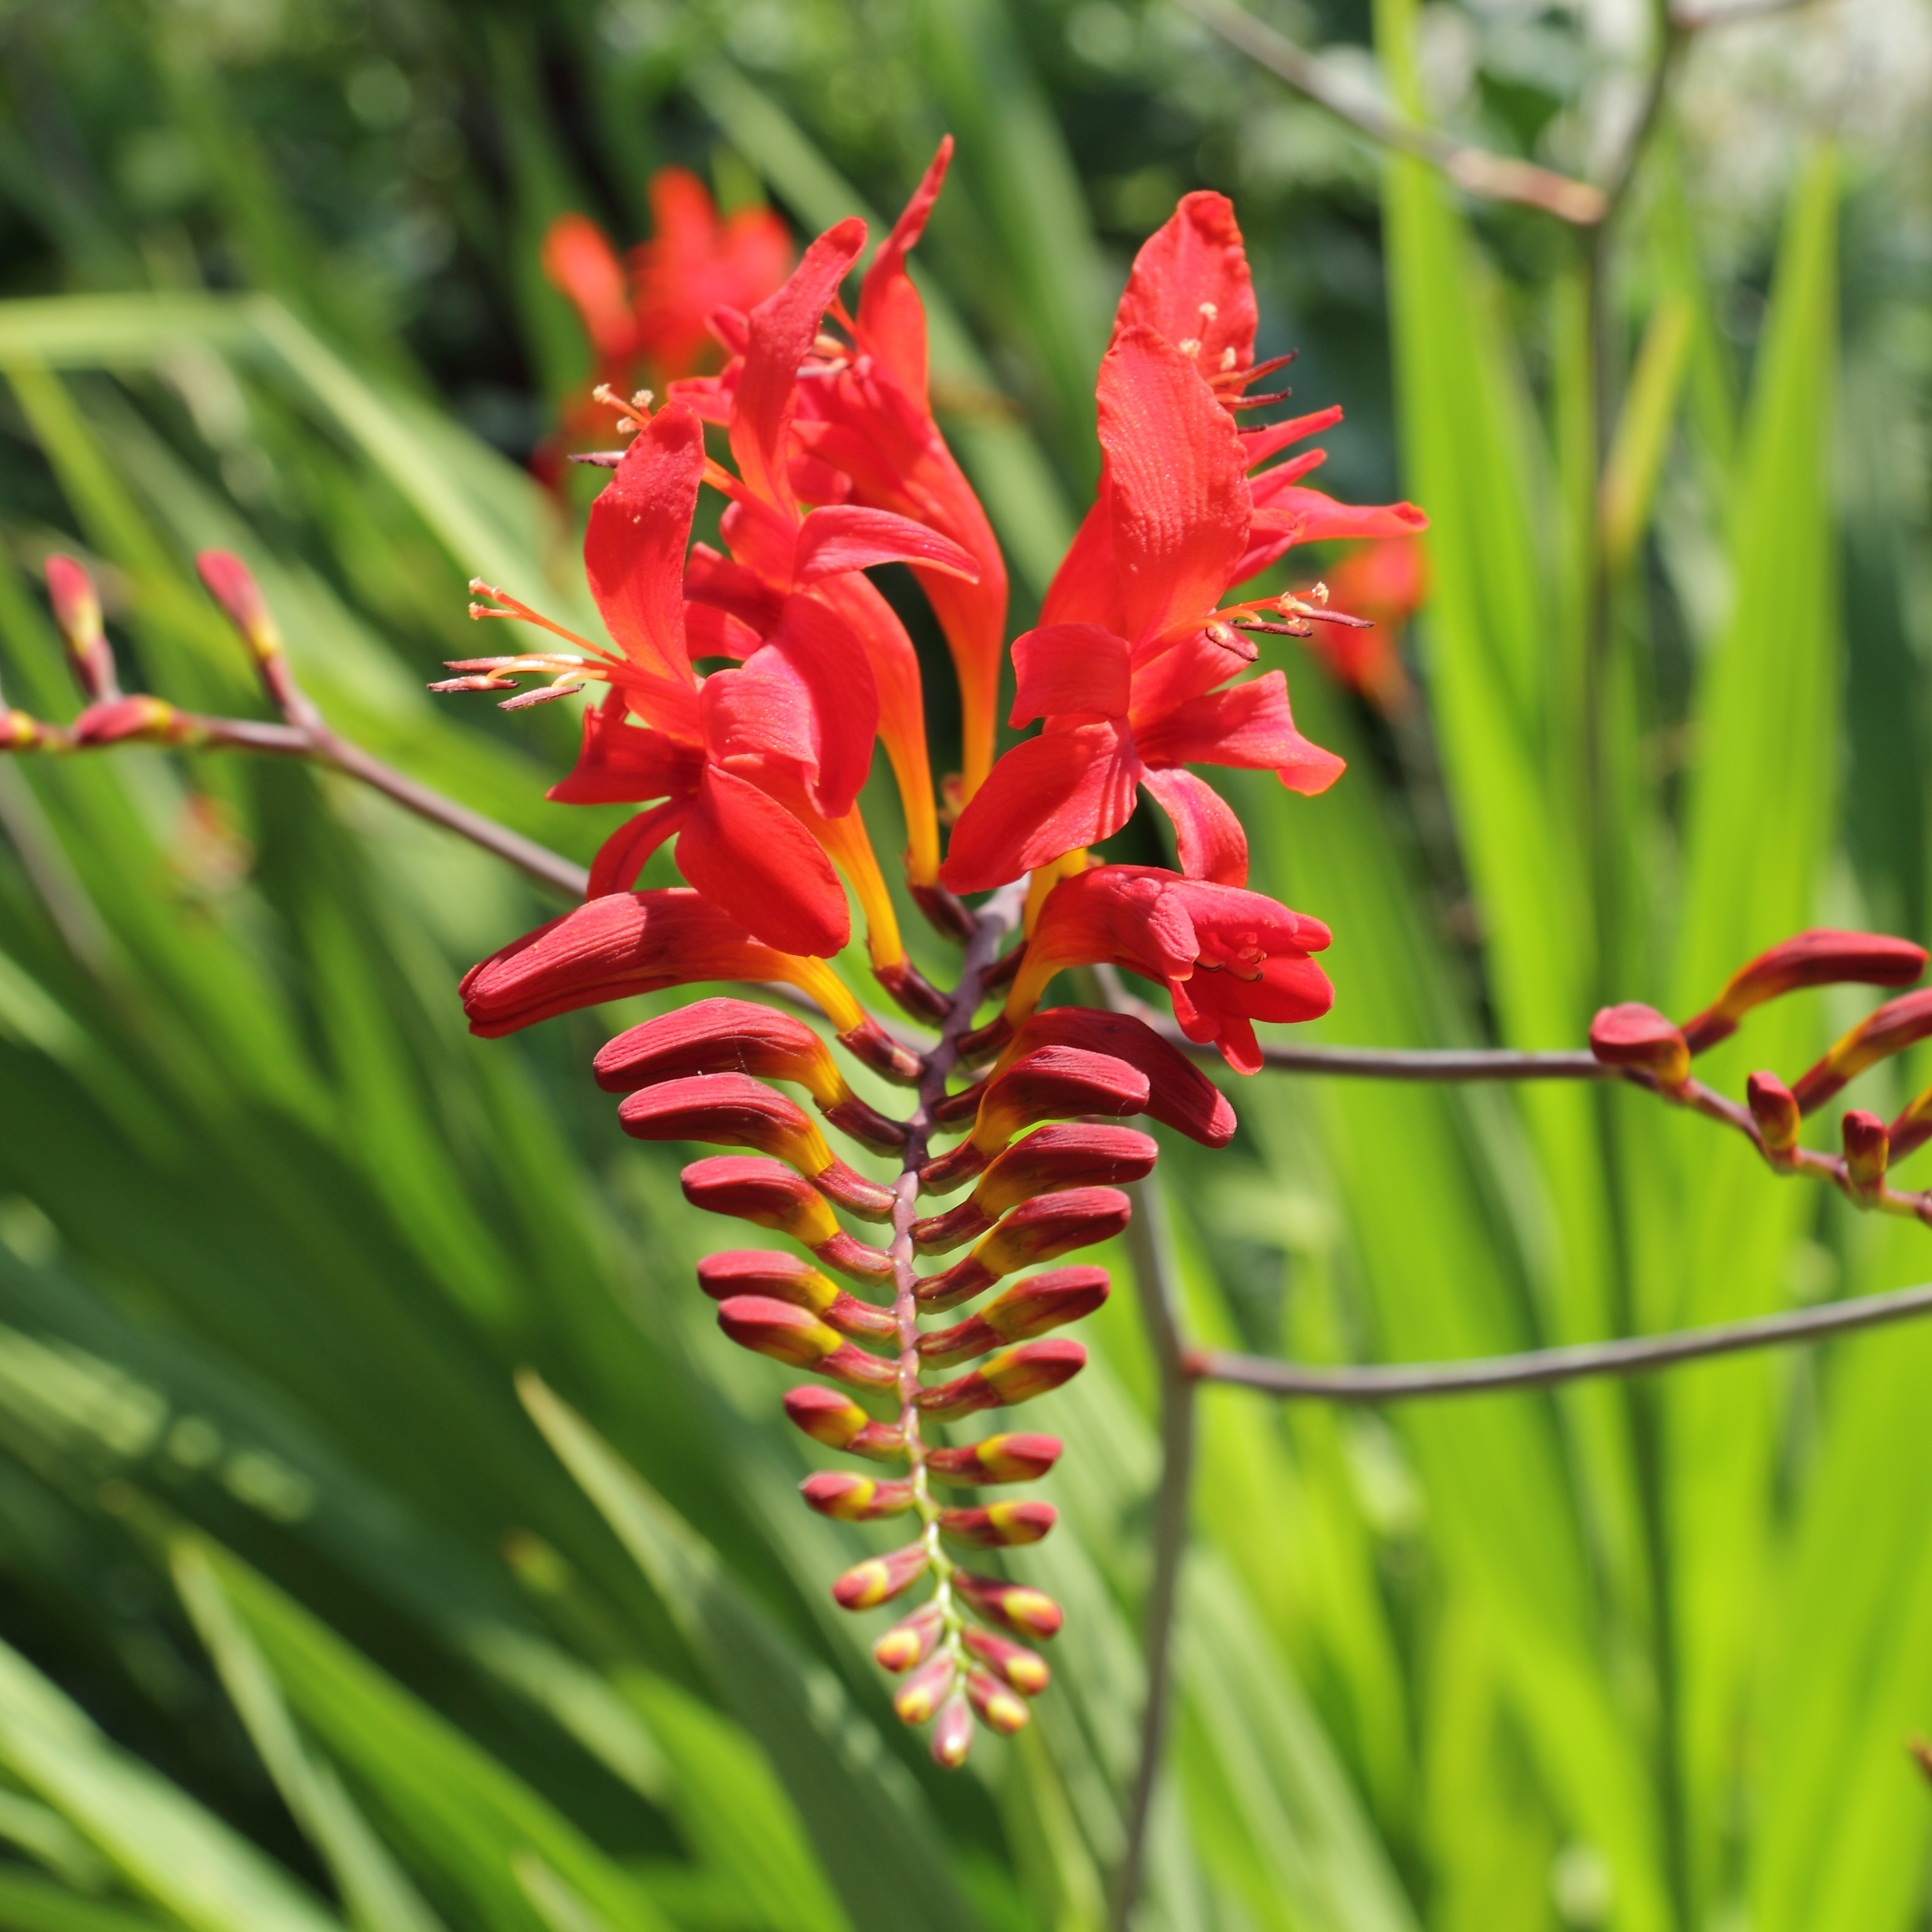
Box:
left=541, top=213, right=635, bottom=364
left=547, top=691, right=703, bottom=805
left=857, top=136, right=952, bottom=407
left=1099, top=327, right=1251, bottom=649
left=588, top=799, right=689, bottom=898
left=940, top=722, right=1144, bottom=893
left=1134, top=671, right=1346, bottom=796
left=1235, top=484, right=1429, bottom=583
left=1139, top=767, right=1248, bottom=885
left=793, top=504, right=979, bottom=583
left=1008, top=624, right=1132, bottom=727
left=676, top=765, right=851, bottom=957
left=1037, top=491, right=1124, bottom=634
left=1112, top=190, right=1257, bottom=371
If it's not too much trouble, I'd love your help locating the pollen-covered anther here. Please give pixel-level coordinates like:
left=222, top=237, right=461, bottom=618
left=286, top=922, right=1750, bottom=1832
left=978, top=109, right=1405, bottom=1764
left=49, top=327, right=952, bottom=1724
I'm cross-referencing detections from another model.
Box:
left=781, top=1385, right=906, bottom=1460
left=874, top=1603, right=944, bottom=1674
left=917, top=1266, right=1111, bottom=1365
left=695, top=1251, right=895, bottom=1340
left=1746, top=1072, right=1802, bottom=1161
left=914, top=1129, right=1155, bottom=1251
left=920, top=1048, right=1150, bottom=1193
left=939, top=1500, right=1057, bottom=1548
left=953, top=1572, right=1063, bottom=1640
left=964, top=1668, right=1031, bottom=1735
left=892, top=1652, right=958, bottom=1727
left=915, top=1191, right=1132, bottom=1309
left=679, top=1158, right=893, bottom=1283
left=924, top=1433, right=1063, bottom=1487
left=713, top=1296, right=898, bottom=1390
left=1680, top=929, right=1929, bottom=1055
left=963, top=1626, right=1051, bottom=1695
left=620, top=1073, right=896, bottom=1219
left=915, top=1337, right=1087, bottom=1418
left=800, top=1471, right=916, bottom=1520
left=1842, top=1110, right=1890, bottom=1197
left=1588, top=1004, right=1691, bottom=1090
left=832, top=1541, right=930, bottom=1611
left=1790, top=989, right=1932, bottom=1115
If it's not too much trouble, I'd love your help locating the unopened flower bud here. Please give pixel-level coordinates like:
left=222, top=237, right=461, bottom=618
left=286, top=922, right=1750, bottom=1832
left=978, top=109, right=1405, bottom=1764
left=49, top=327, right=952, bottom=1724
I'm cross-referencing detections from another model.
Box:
left=697, top=1251, right=895, bottom=1339
left=1680, top=929, right=1928, bottom=1054
left=917, top=1191, right=1131, bottom=1309
left=990, top=1007, right=1237, bottom=1147
left=781, top=1385, right=905, bottom=1460
left=1890, top=1085, right=1932, bottom=1163
left=930, top=1692, right=975, bottom=1767
left=800, top=1471, right=916, bottom=1520
left=874, top=958, right=952, bottom=1025
left=1842, top=1110, right=1889, bottom=1194
left=832, top=1540, right=930, bottom=1610
left=962, top=1626, right=1051, bottom=1694
left=196, top=550, right=283, bottom=661
left=1588, top=1004, right=1690, bottom=1088
left=874, top=1603, right=944, bottom=1673
left=595, top=997, right=908, bottom=1153
left=680, top=1158, right=892, bottom=1283
left=914, top=1128, right=1156, bottom=1251
left=893, top=1652, right=957, bottom=1725
left=43, top=554, right=119, bottom=701
left=621, top=1073, right=896, bottom=1219
left=925, top=1433, right=1063, bottom=1487
left=921, top=1049, right=1149, bottom=1193
left=714, top=1296, right=897, bottom=1389
left=964, top=1668, right=1031, bottom=1735
left=1791, top=990, right=1932, bottom=1114
left=916, top=1338, right=1087, bottom=1419
left=2, top=711, right=47, bottom=751
left=953, top=1572, right=1063, bottom=1639
left=837, top=1016, right=924, bottom=1086
left=939, top=1500, right=1057, bottom=1547
left=918, top=1267, right=1110, bottom=1366
left=1746, top=1072, right=1801, bottom=1159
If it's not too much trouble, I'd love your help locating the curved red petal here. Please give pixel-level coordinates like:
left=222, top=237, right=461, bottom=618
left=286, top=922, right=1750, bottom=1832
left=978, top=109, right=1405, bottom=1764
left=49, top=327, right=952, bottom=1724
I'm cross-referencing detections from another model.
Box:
left=793, top=504, right=979, bottom=583
left=547, top=692, right=703, bottom=805
left=1134, top=672, right=1346, bottom=796
left=1139, top=767, right=1248, bottom=885
left=587, top=800, right=689, bottom=898
left=1239, top=405, right=1343, bottom=470
left=585, top=403, right=704, bottom=697
left=857, top=136, right=952, bottom=406
left=1009, top=624, right=1132, bottom=727
left=1111, top=190, right=1257, bottom=371
left=940, top=722, right=1142, bottom=893
left=541, top=213, right=635, bottom=363
left=676, top=766, right=851, bottom=957
left=1099, top=328, right=1251, bottom=649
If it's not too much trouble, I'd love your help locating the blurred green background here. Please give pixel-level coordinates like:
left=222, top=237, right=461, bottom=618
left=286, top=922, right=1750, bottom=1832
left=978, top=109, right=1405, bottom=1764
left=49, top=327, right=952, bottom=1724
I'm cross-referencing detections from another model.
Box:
left=0, top=1, right=1929, bottom=1929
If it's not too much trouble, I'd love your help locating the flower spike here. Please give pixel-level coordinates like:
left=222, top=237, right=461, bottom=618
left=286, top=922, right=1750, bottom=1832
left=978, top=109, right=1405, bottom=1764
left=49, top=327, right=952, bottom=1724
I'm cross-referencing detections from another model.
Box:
left=1789, top=989, right=1932, bottom=1115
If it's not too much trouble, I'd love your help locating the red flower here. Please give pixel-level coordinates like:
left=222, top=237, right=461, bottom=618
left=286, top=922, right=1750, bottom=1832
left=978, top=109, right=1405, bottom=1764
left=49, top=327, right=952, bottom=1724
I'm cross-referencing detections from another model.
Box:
left=1005, top=865, right=1332, bottom=1074
left=940, top=326, right=1345, bottom=891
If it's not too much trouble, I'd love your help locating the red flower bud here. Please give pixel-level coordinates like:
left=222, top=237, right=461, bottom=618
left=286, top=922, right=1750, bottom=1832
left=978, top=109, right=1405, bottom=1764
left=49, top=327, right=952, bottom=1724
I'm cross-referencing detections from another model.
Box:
left=832, top=1541, right=929, bottom=1610
left=679, top=1158, right=892, bottom=1283
left=964, top=1668, right=1031, bottom=1735
left=930, top=1691, right=975, bottom=1767
left=916, top=1192, right=1131, bottom=1309
left=918, top=1267, right=1110, bottom=1366
left=990, top=1006, right=1237, bottom=1147
left=1842, top=1110, right=1889, bottom=1194
left=837, top=1017, right=925, bottom=1087
left=697, top=1251, right=895, bottom=1339
left=196, top=549, right=283, bottom=661
left=1588, top=1004, right=1690, bottom=1088
left=939, top=1500, right=1057, bottom=1547
left=874, top=1603, right=944, bottom=1673
left=925, top=1433, right=1063, bottom=1487
left=893, top=1652, right=957, bottom=1725
left=922, top=1048, right=1149, bottom=1191
left=781, top=1385, right=905, bottom=1460
left=714, top=1296, right=897, bottom=1389
left=1746, top=1072, right=1801, bottom=1158
left=1680, top=929, right=1927, bottom=1054
left=620, top=1073, right=896, bottom=1219
left=962, top=1626, right=1051, bottom=1694
left=461, top=890, right=872, bottom=1039
left=1890, top=1085, right=1932, bottom=1163
left=43, top=553, right=119, bottom=702
left=916, top=1338, right=1087, bottom=1418
left=915, top=1127, right=1156, bottom=1251
left=71, top=696, right=197, bottom=748
left=800, top=1471, right=916, bottom=1520
left=953, top=1572, right=1063, bottom=1639
left=1791, top=989, right=1932, bottom=1114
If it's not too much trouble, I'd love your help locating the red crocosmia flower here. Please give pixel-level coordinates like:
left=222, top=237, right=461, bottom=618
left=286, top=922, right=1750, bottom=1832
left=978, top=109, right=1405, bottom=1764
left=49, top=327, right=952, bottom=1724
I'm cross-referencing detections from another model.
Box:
left=542, top=214, right=639, bottom=370
left=1041, top=192, right=1425, bottom=635
left=1294, top=535, right=1429, bottom=710
left=1004, top=865, right=1333, bottom=1075
left=678, top=218, right=979, bottom=929
left=940, top=327, right=1344, bottom=893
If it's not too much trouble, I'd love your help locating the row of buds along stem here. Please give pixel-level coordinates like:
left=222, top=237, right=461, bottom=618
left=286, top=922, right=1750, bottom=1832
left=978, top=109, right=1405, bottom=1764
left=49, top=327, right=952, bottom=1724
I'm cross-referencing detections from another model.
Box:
left=1588, top=928, right=1932, bottom=1194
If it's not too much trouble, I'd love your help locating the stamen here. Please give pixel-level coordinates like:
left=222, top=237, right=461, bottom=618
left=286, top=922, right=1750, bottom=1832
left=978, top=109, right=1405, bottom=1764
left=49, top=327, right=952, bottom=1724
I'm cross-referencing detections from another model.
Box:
left=701, top=458, right=744, bottom=499
left=1219, top=346, right=1238, bottom=372
left=467, top=581, right=610, bottom=658
left=1198, top=301, right=1218, bottom=324
left=1230, top=391, right=1291, bottom=409
left=591, top=383, right=650, bottom=433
